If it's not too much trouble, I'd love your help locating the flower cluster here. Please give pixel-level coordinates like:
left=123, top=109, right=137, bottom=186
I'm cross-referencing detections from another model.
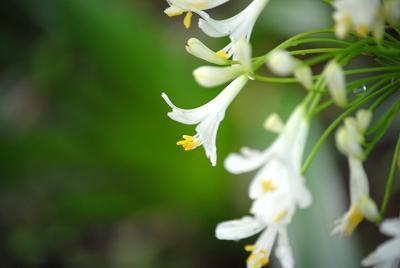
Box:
left=160, top=0, right=400, bottom=267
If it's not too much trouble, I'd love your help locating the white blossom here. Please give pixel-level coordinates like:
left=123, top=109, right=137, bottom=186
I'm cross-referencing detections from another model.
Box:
left=332, top=0, right=380, bottom=38
left=362, top=217, right=400, bottom=268
left=161, top=75, right=248, bottom=166
left=267, top=49, right=298, bottom=76
left=193, top=38, right=253, bottom=87
left=164, top=0, right=229, bottom=29
left=185, top=38, right=229, bottom=65
left=198, top=0, right=270, bottom=57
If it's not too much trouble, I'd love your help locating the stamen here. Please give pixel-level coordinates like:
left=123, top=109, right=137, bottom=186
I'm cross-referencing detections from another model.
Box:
left=244, top=244, right=255, bottom=252
left=355, top=25, right=369, bottom=37
left=215, top=51, right=229, bottom=59
left=345, top=206, right=364, bottom=236
left=274, top=210, right=288, bottom=223
left=261, top=180, right=276, bottom=193
left=184, top=12, right=193, bottom=29
left=246, top=250, right=270, bottom=268
left=176, top=135, right=201, bottom=151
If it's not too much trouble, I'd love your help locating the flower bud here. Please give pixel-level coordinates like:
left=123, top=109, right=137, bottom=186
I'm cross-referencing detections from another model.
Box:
left=186, top=38, right=229, bottom=65
left=267, top=49, right=297, bottom=76
left=263, top=113, right=285, bottom=134
left=294, top=65, right=313, bottom=90
left=335, top=126, right=363, bottom=159
left=193, top=65, right=244, bottom=88
left=324, top=60, right=347, bottom=107
left=356, top=109, right=373, bottom=132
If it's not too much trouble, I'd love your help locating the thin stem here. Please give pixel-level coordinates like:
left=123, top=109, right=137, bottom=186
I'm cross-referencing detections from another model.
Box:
left=380, top=134, right=400, bottom=218
left=301, top=86, right=389, bottom=175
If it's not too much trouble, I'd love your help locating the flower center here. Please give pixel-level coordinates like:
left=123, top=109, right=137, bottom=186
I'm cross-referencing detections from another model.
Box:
left=246, top=249, right=270, bottom=268
left=345, top=206, right=364, bottom=236
left=261, top=180, right=276, bottom=193
left=355, top=24, right=369, bottom=37
left=183, top=12, right=193, bottom=29
left=274, top=210, right=288, bottom=223
left=215, top=51, right=229, bottom=60
left=176, top=135, right=201, bottom=151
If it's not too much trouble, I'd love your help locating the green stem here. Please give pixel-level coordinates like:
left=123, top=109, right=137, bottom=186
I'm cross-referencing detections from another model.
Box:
left=301, top=86, right=390, bottom=175
left=380, top=134, right=400, bottom=218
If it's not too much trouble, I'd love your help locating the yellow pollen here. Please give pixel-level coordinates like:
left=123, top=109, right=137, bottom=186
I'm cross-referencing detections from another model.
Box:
left=244, top=244, right=256, bottom=252
left=344, top=206, right=364, bottom=236
left=215, top=51, right=229, bottom=59
left=261, top=180, right=276, bottom=193
left=247, top=250, right=270, bottom=268
left=166, top=11, right=183, bottom=17
left=176, top=135, right=200, bottom=151
left=183, top=12, right=193, bottom=29
left=355, top=25, right=369, bottom=37
left=274, top=210, right=288, bottom=223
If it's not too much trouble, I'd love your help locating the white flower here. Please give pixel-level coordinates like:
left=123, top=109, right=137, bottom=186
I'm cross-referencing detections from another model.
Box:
left=185, top=38, right=230, bottom=65
left=324, top=60, right=347, bottom=107
left=332, top=0, right=380, bottom=38
left=225, top=105, right=312, bottom=208
left=216, top=216, right=294, bottom=268
left=362, top=217, right=400, bottom=268
left=164, top=0, right=229, bottom=29
left=335, top=110, right=372, bottom=159
left=162, top=75, right=248, bottom=166
left=198, top=0, right=270, bottom=57
left=331, top=156, right=379, bottom=237
left=193, top=38, right=252, bottom=87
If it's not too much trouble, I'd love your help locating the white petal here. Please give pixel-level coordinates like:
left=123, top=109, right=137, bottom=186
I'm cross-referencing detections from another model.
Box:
left=235, top=38, right=252, bottom=74
left=193, top=65, right=244, bottom=87
left=362, top=238, right=400, bottom=266
left=356, top=109, right=373, bottom=133
left=185, top=38, right=228, bottom=65
left=161, top=92, right=208, bottom=124
left=380, top=218, right=400, bottom=237
left=215, top=216, right=265, bottom=240
left=224, top=146, right=273, bottom=174
left=275, top=228, right=295, bottom=268
left=196, top=111, right=224, bottom=166
left=349, top=157, right=370, bottom=204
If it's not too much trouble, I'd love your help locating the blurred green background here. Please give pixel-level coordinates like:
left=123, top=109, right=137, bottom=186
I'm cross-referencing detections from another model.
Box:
left=1, top=0, right=398, bottom=267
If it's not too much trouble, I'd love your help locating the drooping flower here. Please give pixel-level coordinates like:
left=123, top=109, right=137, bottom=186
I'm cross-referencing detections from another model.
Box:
left=216, top=218, right=295, bottom=268
left=332, top=0, right=380, bottom=38
left=362, top=217, right=400, bottom=268
left=324, top=60, right=347, bottom=107
left=198, top=0, right=270, bottom=57
left=162, top=75, right=248, bottom=166
left=164, top=0, right=229, bottom=29
left=216, top=105, right=312, bottom=268
left=193, top=38, right=253, bottom=87
left=332, top=110, right=380, bottom=237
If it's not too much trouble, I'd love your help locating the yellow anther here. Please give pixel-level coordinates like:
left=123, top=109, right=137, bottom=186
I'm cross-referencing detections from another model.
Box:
left=261, top=180, right=276, bottom=193
left=183, top=11, right=193, bottom=29
left=344, top=206, right=364, bottom=236
left=166, top=11, right=183, bottom=17
left=247, top=250, right=270, bottom=268
left=244, top=244, right=256, bottom=252
left=215, top=51, right=229, bottom=59
left=355, top=25, right=369, bottom=37
left=274, top=210, right=288, bottom=223
left=176, top=135, right=200, bottom=151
